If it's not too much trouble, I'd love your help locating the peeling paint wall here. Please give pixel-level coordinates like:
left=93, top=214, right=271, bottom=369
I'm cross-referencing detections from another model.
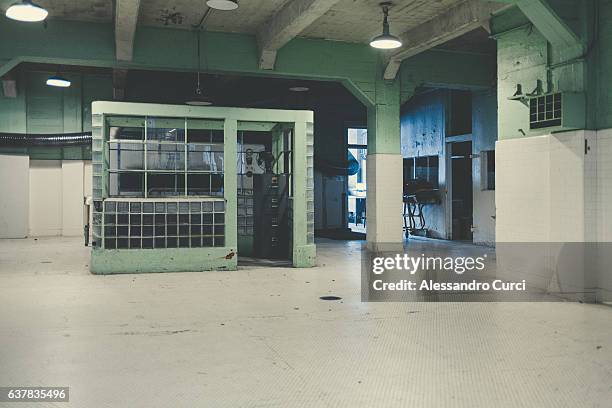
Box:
left=401, top=89, right=448, bottom=239
left=400, top=88, right=497, bottom=242
left=472, top=90, right=498, bottom=245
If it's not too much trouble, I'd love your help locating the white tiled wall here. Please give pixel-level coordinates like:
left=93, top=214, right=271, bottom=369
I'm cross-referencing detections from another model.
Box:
left=366, top=154, right=403, bottom=247
left=0, top=157, right=92, bottom=238
left=496, top=135, right=552, bottom=242
left=0, top=154, right=29, bottom=238
left=496, top=130, right=612, bottom=300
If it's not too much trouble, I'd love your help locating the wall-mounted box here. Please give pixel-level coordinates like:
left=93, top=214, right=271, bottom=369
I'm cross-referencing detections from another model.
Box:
left=528, top=92, right=585, bottom=132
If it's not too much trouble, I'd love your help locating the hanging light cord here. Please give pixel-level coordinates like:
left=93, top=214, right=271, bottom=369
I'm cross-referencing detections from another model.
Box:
left=196, top=30, right=202, bottom=94
left=192, top=6, right=212, bottom=30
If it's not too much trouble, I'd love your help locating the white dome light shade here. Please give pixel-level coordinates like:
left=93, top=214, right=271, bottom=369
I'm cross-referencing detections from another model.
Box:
left=186, top=99, right=213, bottom=106
left=370, top=3, right=402, bottom=50
left=289, top=86, right=310, bottom=92
left=206, top=0, right=239, bottom=11
left=369, top=35, right=402, bottom=50
left=46, top=76, right=71, bottom=88
left=5, top=0, right=48, bottom=22
left=186, top=88, right=213, bottom=106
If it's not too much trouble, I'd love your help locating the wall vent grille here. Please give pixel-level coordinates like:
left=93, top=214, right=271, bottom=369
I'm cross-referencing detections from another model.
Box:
left=529, top=93, right=562, bottom=129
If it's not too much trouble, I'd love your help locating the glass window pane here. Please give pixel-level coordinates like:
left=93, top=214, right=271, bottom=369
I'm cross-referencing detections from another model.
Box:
left=188, top=144, right=224, bottom=172
left=147, top=142, right=185, bottom=171
left=148, top=173, right=185, bottom=197
left=348, top=128, right=367, bottom=145
left=187, top=174, right=211, bottom=196
left=110, top=126, right=144, bottom=141
left=109, top=172, right=144, bottom=197
left=146, top=117, right=185, bottom=142
left=109, top=142, right=144, bottom=170
left=211, top=174, right=223, bottom=196
left=187, top=119, right=224, bottom=143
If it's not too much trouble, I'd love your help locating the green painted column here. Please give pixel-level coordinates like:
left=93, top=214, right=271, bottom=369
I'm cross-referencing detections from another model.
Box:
left=292, top=120, right=316, bottom=267
left=224, top=118, right=238, bottom=258
left=367, top=77, right=401, bottom=155
left=366, top=74, right=404, bottom=249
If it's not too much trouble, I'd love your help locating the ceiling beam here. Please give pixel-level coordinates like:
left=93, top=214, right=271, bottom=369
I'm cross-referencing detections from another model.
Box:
left=256, top=0, right=341, bottom=70
left=509, top=0, right=583, bottom=58
left=115, top=0, right=141, bottom=62
left=383, top=0, right=506, bottom=80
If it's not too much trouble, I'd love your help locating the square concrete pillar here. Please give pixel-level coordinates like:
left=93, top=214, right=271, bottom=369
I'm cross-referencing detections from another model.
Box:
left=366, top=77, right=403, bottom=250
left=366, top=153, right=404, bottom=250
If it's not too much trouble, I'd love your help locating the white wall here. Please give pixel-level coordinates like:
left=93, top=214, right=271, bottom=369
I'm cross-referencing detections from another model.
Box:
left=366, top=154, right=404, bottom=247
left=595, top=130, right=612, bottom=299
left=0, top=154, right=29, bottom=238
left=29, top=160, right=63, bottom=236
left=0, top=157, right=91, bottom=238
left=61, top=161, right=85, bottom=236
left=496, top=130, right=612, bottom=301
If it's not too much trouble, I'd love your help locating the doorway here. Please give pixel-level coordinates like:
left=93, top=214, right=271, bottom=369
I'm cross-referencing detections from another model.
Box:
left=449, top=141, right=473, bottom=241
left=347, top=128, right=367, bottom=233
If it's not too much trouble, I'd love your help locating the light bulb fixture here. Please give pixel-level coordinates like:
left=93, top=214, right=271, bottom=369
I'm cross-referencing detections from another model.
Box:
left=289, top=86, right=309, bottom=92
left=370, top=2, right=402, bottom=50
left=206, top=0, right=239, bottom=11
left=46, top=75, right=71, bottom=88
left=5, top=0, right=48, bottom=22
left=186, top=30, right=213, bottom=106
left=186, top=85, right=213, bottom=106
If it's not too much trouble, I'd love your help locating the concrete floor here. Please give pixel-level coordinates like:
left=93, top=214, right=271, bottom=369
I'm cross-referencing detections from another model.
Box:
left=0, top=237, right=611, bottom=407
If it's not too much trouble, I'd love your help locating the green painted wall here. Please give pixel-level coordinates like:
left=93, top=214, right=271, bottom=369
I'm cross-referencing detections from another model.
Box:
left=595, top=0, right=612, bottom=128
left=0, top=69, right=112, bottom=159
left=491, top=0, right=611, bottom=139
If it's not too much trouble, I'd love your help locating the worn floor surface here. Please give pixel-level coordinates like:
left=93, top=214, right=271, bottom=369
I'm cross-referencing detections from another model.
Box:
left=0, top=237, right=611, bottom=407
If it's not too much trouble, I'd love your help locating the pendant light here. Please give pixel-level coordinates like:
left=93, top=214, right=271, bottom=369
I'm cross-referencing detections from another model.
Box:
left=370, top=2, right=402, bottom=50
left=46, top=76, right=71, bottom=87
left=5, top=0, right=48, bottom=22
left=46, top=68, right=71, bottom=88
left=206, top=0, right=239, bottom=11
left=186, top=30, right=213, bottom=106
left=289, top=86, right=310, bottom=92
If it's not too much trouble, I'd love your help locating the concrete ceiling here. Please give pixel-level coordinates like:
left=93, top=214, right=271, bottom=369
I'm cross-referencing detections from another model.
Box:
left=301, top=0, right=465, bottom=43
left=3, top=0, right=500, bottom=76
left=20, top=0, right=468, bottom=41
left=30, top=0, right=112, bottom=23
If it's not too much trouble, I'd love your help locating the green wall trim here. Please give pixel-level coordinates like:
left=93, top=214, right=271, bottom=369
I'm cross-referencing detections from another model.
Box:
left=292, top=244, right=316, bottom=268
left=90, top=247, right=238, bottom=274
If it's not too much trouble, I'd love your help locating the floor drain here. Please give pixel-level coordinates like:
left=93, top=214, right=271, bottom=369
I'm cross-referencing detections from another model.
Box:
left=319, top=296, right=342, bottom=301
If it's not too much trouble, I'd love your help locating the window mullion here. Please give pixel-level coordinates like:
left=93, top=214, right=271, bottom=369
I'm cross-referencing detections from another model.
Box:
left=144, top=117, right=148, bottom=198
left=185, top=118, right=188, bottom=196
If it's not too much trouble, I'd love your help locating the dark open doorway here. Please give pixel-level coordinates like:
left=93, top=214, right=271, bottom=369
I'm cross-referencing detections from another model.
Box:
left=449, top=141, right=473, bottom=241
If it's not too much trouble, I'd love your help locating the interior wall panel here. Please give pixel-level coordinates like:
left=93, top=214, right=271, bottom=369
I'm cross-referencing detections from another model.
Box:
left=29, top=160, right=62, bottom=237
left=61, top=160, right=84, bottom=236
left=0, top=154, right=29, bottom=238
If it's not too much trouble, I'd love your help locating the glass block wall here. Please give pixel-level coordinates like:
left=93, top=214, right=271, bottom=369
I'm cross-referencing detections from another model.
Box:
left=101, top=199, right=225, bottom=249
left=306, top=122, right=315, bottom=245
